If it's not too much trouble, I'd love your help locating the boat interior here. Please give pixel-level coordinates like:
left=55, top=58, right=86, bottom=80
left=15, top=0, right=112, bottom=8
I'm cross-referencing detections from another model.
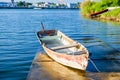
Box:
left=37, top=30, right=86, bottom=55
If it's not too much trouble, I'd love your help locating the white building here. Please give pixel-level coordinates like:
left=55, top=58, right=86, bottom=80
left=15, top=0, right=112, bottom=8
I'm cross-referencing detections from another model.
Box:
left=33, top=2, right=48, bottom=8
left=66, top=3, right=70, bottom=8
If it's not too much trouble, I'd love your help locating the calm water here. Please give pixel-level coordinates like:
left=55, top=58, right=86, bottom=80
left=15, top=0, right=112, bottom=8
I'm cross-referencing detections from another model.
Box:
left=0, top=9, right=120, bottom=80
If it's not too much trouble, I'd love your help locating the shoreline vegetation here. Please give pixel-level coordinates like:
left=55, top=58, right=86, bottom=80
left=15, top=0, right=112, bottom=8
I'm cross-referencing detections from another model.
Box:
left=0, top=7, right=79, bottom=9
left=80, top=0, right=120, bottom=23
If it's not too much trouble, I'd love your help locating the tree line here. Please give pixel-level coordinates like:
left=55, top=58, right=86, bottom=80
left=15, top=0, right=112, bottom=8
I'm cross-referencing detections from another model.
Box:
left=17, top=1, right=32, bottom=7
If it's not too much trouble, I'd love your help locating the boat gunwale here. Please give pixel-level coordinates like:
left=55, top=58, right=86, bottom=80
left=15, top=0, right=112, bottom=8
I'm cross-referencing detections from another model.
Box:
left=36, top=30, right=89, bottom=55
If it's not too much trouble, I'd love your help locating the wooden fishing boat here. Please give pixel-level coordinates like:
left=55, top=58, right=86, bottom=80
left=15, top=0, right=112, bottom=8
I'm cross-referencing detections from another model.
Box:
left=36, top=25, right=89, bottom=70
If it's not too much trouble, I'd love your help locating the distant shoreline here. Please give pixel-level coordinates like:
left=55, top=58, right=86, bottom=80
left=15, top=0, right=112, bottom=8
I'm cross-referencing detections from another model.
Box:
left=0, top=7, right=33, bottom=9
left=0, top=7, right=79, bottom=10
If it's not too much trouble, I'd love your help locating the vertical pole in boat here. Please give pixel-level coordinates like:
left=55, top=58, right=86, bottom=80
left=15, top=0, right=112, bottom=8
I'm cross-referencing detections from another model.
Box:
left=41, top=22, right=44, bottom=32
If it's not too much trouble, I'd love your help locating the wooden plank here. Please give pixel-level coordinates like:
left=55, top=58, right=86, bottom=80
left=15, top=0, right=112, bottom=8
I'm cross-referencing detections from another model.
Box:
left=51, top=43, right=78, bottom=50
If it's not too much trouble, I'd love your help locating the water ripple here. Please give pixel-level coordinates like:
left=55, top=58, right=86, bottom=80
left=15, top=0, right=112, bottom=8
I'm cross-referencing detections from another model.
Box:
left=0, top=9, right=120, bottom=79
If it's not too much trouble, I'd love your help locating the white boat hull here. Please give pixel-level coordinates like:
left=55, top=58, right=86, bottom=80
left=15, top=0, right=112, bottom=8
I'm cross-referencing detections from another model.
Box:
left=36, top=30, right=89, bottom=70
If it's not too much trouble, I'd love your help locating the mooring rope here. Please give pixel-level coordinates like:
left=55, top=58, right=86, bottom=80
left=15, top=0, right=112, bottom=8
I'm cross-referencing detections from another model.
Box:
left=89, top=58, right=101, bottom=72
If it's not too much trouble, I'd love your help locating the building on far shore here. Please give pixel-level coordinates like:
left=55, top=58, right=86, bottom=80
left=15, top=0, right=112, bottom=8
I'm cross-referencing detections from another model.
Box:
left=0, top=1, right=17, bottom=7
left=33, top=2, right=68, bottom=9
left=33, top=2, right=79, bottom=9
left=0, top=2, right=10, bottom=7
left=70, top=3, right=78, bottom=9
left=10, top=0, right=16, bottom=7
left=0, top=1, right=80, bottom=9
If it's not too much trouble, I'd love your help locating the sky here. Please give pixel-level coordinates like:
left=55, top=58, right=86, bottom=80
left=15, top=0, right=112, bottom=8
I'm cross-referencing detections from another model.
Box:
left=0, top=0, right=83, bottom=3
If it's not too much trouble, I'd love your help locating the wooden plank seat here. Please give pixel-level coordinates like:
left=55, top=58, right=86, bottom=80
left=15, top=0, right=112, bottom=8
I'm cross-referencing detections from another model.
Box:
left=67, top=51, right=86, bottom=55
left=51, top=43, right=78, bottom=50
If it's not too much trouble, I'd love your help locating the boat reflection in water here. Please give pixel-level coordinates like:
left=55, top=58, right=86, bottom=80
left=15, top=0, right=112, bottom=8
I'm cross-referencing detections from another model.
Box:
left=27, top=53, right=90, bottom=80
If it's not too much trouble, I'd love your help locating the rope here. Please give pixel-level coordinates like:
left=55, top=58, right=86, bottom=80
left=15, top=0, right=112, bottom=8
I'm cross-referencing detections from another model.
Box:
left=89, top=58, right=100, bottom=72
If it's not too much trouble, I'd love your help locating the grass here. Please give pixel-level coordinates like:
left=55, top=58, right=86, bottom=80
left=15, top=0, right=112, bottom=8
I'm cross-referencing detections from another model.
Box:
left=102, top=8, right=120, bottom=18
left=80, top=0, right=120, bottom=22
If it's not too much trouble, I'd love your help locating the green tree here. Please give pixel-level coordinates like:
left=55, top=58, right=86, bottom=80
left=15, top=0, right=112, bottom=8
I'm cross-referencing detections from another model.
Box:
left=25, top=2, right=32, bottom=7
left=17, top=1, right=32, bottom=7
left=17, top=1, right=24, bottom=7
left=101, top=0, right=120, bottom=6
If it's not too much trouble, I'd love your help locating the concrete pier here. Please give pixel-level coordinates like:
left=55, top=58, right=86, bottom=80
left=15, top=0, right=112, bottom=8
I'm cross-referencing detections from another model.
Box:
left=27, top=53, right=120, bottom=80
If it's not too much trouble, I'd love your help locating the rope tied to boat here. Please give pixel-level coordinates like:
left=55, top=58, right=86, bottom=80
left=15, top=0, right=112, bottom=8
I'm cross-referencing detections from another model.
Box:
left=89, top=58, right=101, bottom=72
